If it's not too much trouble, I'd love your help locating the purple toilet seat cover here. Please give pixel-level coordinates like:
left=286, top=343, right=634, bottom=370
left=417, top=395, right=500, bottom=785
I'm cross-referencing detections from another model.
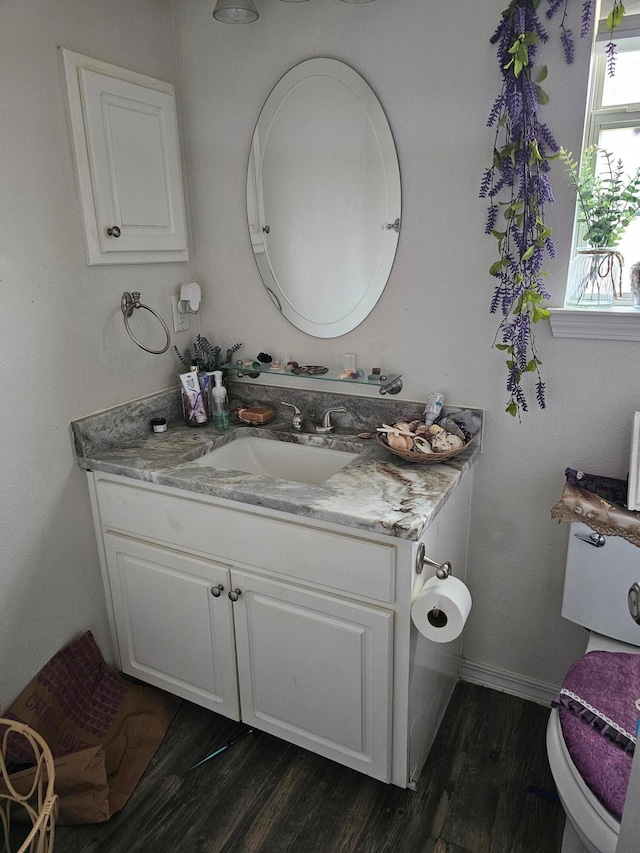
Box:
left=552, top=650, right=640, bottom=821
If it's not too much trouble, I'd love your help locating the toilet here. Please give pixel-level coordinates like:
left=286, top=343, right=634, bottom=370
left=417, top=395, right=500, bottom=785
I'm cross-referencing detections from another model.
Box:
left=546, top=521, right=640, bottom=853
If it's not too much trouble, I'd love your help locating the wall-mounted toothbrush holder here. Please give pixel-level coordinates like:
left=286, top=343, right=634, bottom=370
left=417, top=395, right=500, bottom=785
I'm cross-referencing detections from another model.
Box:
left=178, top=282, right=201, bottom=314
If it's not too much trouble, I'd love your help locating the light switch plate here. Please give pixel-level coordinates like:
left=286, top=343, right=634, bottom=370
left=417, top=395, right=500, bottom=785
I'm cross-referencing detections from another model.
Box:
left=170, top=295, right=190, bottom=333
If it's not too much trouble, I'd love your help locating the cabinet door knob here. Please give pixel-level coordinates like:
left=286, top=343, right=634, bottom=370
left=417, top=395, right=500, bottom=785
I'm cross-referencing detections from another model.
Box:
left=228, top=588, right=242, bottom=602
left=210, top=584, right=224, bottom=597
left=107, top=225, right=121, bottom=238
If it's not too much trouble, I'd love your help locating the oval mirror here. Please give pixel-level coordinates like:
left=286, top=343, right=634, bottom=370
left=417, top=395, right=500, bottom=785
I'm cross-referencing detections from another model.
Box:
left=247, top=58, right=401, bottom=338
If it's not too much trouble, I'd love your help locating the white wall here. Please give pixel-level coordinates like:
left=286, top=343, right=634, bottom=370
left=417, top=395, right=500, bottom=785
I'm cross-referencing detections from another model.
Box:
left=171, top=0, right=638, bottom=694
left=0, top=0, right=195, bottom=708
left=1, top=0, right=634, bottom=712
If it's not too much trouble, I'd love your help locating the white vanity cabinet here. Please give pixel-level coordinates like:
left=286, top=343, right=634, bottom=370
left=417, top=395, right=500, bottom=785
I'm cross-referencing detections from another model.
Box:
left=87, top=465, right=473, bottom=787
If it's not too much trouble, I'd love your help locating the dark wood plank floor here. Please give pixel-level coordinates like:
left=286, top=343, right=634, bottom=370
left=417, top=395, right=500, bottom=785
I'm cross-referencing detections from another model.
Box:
left=49, top=681, right=565, bottom=853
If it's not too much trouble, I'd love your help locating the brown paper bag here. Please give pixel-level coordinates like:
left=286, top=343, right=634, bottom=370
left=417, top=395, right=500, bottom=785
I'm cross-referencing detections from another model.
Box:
left=6, top=746, right=110, bottom=825
left=2, top=631, right=180, bottom=824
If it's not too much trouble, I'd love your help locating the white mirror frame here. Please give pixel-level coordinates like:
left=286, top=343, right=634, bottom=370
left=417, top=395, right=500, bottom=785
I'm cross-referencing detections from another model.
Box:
left=247, top=58, right=401, bottom=338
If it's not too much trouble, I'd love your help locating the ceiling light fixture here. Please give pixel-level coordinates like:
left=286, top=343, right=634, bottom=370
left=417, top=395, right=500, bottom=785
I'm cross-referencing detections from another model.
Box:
left=213, top=0, right=375, bottom=23
left=213, top=0, right=259, bottom=23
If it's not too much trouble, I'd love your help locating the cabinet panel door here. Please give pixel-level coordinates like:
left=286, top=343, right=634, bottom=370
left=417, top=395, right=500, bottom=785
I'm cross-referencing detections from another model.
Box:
left=80, top=70, right=187, bottom=256
left=104, top=534, right=239, bottom=719
left=60, top=49, right=188, bottom=264
left=232, top=571, right=393, bottom=782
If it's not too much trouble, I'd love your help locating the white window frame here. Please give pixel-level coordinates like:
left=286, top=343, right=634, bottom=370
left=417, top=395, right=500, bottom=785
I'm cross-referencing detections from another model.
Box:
left=550, top=14, right=640, bottom=339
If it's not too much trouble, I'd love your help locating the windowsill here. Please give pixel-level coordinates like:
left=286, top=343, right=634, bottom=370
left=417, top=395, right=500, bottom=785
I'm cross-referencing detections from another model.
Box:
left=549, top=306, right=640, bottom=340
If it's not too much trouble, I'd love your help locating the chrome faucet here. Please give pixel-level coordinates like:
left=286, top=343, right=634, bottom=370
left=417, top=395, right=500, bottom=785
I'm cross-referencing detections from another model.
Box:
left=316, top=407, right=347, bottom=434
left=281, top=401, right=303, bottom=430
left=281, top=402, right=347, bottom=434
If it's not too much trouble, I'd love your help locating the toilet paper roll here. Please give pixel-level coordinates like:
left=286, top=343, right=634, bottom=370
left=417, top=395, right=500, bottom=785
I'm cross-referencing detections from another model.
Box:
left=411, top=575, right=472, bottom=643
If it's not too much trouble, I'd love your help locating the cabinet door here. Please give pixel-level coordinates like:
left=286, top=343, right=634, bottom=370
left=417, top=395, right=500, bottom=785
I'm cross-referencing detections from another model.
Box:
left=60, top=49, right=188, bottom=265
left=104, top=534, right=239, bottom=719
left=231, top=570, right=393, bottom=782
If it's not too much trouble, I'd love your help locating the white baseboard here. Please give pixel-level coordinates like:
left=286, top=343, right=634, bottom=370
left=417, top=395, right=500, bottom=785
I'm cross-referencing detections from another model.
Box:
left=460, top=658, right=560, bottom=706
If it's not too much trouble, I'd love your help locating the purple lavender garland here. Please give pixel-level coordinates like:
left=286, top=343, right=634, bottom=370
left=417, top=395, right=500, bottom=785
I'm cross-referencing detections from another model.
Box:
left=480, top=0, right=614, bottom=417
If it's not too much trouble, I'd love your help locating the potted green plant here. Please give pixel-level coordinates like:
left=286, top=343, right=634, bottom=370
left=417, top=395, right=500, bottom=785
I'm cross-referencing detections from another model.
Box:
left=560, top=146, right=640, bottom=307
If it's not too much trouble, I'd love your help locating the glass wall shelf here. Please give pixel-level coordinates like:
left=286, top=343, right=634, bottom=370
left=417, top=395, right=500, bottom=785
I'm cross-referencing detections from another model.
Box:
left=222, top=362, right=402, bottom=394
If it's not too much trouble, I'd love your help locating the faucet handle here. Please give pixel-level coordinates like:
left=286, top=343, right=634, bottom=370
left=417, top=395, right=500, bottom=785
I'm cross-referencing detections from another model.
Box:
left=281, top=401, right=303, bottom=430
left=321, top=407, right=347, bottom=429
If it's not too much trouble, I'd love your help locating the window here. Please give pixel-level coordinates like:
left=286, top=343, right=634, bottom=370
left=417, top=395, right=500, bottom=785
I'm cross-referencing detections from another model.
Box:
left=551, top=11, right=640, bottom=336
left=579, top=22, right=640, bottom=300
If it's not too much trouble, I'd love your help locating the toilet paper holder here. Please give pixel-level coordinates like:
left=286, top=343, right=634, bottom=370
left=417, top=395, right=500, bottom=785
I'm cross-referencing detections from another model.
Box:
left=415, top=543, right=452, bottom=579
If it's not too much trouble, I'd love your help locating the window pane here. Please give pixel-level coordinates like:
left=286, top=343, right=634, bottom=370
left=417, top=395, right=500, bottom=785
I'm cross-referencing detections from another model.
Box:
left=596, top=128, right=640, bottom=295
left=597, top=127, right=640, bottom=172
left=601, top=50, right=640, bottom=106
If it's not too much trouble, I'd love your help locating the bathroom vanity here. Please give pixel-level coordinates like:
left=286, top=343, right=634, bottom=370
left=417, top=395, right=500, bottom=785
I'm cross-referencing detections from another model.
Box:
left=73, top=386, right=481, bottom=788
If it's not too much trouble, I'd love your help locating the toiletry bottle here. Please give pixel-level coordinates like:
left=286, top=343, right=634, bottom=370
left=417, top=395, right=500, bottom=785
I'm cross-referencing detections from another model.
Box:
left=211, top=371, right=229, bottom=430
left=423, top=393, right=445, bottom=426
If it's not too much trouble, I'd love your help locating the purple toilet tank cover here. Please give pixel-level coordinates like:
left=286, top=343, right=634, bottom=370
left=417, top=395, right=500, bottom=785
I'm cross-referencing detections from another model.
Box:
left=552, top=650, right=640, bottom=821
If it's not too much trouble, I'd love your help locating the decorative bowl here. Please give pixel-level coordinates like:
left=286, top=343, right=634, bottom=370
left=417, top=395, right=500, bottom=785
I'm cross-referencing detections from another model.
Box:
left=375, top=432, right=472, bottom=465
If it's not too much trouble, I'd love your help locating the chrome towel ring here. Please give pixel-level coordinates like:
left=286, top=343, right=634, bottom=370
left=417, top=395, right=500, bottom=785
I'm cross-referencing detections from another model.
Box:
left=121, top=291, right=171, bottom=354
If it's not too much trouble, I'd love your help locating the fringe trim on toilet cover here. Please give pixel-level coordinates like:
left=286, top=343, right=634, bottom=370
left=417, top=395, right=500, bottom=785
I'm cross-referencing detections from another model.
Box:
left=551, top=650, right=640, bottom=820
left=552, top=688, right=636, bottom=754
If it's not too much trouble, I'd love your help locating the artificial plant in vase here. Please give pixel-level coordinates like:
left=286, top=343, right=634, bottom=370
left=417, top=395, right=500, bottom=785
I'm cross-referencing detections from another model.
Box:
left=481, top=0, right=625, bottom=417
left=174, top=336, right=242, bottom=381
left=560, top=146, right=640, bottom=307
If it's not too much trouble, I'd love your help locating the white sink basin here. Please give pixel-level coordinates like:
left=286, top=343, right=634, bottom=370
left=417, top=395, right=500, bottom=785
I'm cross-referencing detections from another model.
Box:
left=190, top=436, right=359, bottom=485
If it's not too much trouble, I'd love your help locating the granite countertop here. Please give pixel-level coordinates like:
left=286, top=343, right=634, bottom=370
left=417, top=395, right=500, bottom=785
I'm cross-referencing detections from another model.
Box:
left=72, top=386, right=482, bottom=541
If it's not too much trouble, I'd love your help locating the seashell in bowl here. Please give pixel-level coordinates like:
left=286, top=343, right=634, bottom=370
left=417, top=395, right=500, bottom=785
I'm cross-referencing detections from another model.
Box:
left=426, top=424, right=445, bottom=436
left=444, top=434, right=464, bottom=450
left=387, top=432, right=413, bottom=452
left=430, top=432, right=455, bottom=453
left=438, top=417, right=466, bottom=441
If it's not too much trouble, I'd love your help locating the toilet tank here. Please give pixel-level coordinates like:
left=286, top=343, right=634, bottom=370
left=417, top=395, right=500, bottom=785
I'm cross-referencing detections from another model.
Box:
left=563, top=522, right=640, bottom=646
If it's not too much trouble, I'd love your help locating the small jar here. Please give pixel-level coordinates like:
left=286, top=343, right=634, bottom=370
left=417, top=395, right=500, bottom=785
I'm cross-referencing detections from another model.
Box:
left=631, top=262, right=640, bottom=309
left=150, top=417, right=167, bottom=433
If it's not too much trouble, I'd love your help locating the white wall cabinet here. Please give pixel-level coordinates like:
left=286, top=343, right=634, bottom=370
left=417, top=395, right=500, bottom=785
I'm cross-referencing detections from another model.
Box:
left=60, top=48, right=189, bottom=265
left=88, top=469, right=473, bottom=787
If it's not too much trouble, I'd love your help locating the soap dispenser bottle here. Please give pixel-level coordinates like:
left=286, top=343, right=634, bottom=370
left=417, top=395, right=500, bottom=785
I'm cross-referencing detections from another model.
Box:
left=211, top=371, right=229, bottom=430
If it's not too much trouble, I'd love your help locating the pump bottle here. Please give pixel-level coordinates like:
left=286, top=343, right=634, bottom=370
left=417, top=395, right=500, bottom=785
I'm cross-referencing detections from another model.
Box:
left=211, top=371, right=229, bottom=430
